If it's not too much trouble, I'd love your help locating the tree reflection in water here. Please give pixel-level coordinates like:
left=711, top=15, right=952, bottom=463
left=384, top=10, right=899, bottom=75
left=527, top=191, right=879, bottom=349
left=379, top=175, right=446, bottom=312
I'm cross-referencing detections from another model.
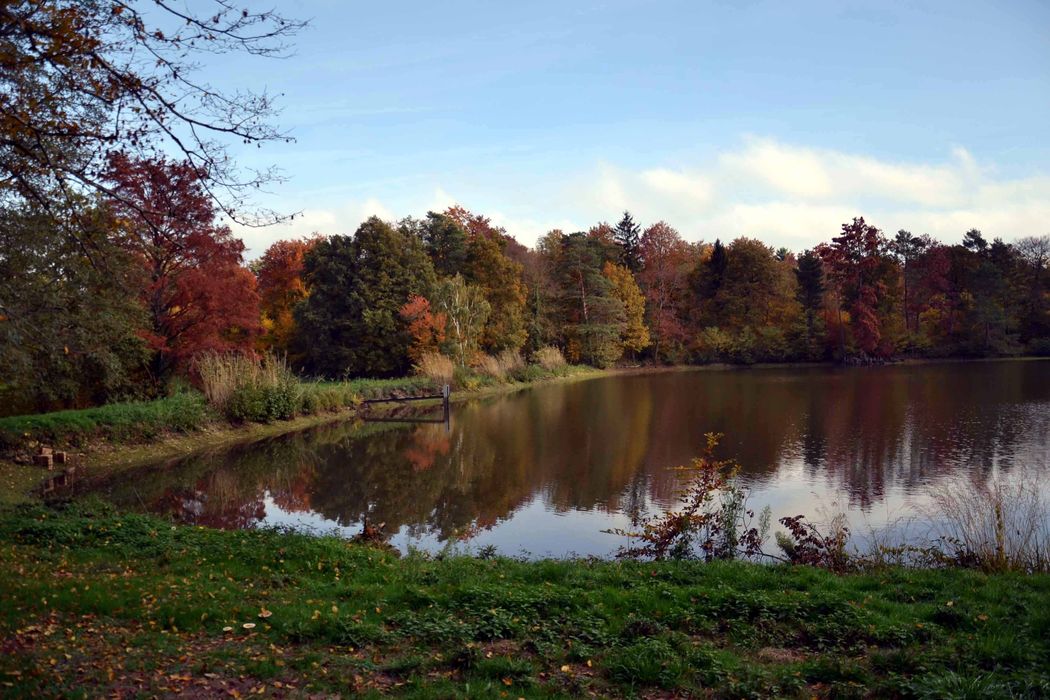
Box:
left=82, top=361, right=1050, bottom=556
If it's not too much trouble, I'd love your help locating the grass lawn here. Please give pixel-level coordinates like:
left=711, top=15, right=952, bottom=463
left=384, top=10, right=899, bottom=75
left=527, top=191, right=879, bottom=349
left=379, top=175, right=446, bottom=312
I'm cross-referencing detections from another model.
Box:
left=1, top=501, right=1047, bottom=698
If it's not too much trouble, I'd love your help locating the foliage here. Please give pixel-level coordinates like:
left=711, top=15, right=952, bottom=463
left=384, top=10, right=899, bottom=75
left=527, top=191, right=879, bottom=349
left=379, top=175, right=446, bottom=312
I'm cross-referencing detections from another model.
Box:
left=608, top=434, right=770, bottom=561
left=255, top=237, right=320, bottom=357
left=106, top=154, right=261, bottom=381
left=0, top=199, right=148, bottom=415
left=295, top=217, right=436, bottom=378
left=399, top=295, right=447, bottom=363
left=603, top=262, right=651, bottom=355
left=432, top=274, right=490, bottom=366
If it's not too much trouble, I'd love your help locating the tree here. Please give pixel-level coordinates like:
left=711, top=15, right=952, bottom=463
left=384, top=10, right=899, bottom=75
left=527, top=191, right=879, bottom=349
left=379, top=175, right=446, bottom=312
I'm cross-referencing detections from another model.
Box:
left=416, top=212, right=469, bottom=277
left=295, top=217, right=436, bottom=377
left=891, top=230, right=926, bottom=334
left=432, top=275, right=490, bottom=365
left=0, top=198, right=147, bottom=413
left=638, top=221, right=695, bottom=361
left=464, top=234, right=528, bottom=352
left=0, top=0, right=305, bottom=227
left=1014, top=235, right=1050, bottom=342
left=795, top=250, right=824, bottom=328
left=399, top=295, right=447, bottom=363
left=555, top=233, right=625, bottom=367
left=105, top=154, right=260, bottom=381
left=255, top=237, right=321, bottom=356
left=613, top=211, right=642, bottom=272
left=603, top=262, right=651, bottom=356
left=817, top=218, right=896, bottom=357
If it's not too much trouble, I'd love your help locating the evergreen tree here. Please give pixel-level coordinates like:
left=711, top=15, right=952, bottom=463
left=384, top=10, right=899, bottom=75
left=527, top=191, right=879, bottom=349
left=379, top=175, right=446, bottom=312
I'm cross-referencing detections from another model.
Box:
left=613, top=211, right=642, bottom=272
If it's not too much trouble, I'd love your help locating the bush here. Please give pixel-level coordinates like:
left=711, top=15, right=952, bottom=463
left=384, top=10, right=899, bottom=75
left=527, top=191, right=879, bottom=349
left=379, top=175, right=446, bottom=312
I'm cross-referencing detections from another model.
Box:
left=497, top=349, right=524, bottom=374
left=414, top=352, right=454, bottom=383
left=533, top=346, right=566, bottom=370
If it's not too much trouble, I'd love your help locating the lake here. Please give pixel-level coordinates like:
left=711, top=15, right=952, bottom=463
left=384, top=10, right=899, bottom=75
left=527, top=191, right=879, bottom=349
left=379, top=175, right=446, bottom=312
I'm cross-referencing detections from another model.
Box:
left=81, top=360, right=1050, bottom=558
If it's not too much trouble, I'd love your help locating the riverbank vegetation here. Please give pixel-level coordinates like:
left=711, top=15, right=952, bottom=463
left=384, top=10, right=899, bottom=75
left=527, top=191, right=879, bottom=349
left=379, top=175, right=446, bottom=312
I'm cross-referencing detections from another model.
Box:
left=0, top=500, right=1047, bottom=698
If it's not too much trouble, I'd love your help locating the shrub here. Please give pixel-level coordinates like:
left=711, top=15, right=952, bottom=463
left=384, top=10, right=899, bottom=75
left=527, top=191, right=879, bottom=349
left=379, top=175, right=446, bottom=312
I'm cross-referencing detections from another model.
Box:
left=414, top=352, right=454, bottom=384
left=533, top=346, right=566, bottom=370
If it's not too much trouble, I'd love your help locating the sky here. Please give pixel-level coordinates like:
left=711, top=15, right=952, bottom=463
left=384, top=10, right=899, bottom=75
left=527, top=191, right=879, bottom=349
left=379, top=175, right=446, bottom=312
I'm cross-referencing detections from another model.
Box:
left=211, top=0, right=1050, bottom=258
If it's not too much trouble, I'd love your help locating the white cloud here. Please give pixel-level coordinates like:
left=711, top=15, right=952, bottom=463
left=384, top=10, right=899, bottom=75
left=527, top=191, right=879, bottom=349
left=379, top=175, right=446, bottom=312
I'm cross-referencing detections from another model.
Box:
left=238, top=137, right=1050, bottom=256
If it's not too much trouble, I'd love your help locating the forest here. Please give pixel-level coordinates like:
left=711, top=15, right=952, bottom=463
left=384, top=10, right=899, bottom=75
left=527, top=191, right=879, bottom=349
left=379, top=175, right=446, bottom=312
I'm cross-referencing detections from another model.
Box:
left=3, top=155, right=1049, bottom=417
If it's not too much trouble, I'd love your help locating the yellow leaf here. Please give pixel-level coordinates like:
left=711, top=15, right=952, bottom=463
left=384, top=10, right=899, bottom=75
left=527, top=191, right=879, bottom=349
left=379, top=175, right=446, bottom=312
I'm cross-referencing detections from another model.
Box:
left=560, top=665, right=571, bottom=673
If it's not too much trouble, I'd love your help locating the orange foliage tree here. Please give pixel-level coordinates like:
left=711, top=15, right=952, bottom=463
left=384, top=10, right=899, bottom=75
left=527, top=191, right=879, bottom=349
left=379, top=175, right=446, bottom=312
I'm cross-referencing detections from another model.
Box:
left=255, top=237, right=321, bottom=355
left=399, top=295, right=447, bottom=362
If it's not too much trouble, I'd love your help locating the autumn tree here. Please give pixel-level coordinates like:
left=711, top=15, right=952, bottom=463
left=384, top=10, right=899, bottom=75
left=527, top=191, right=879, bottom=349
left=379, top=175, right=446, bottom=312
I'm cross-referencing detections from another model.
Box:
left=817, top=218, right=897, bottom=357
left=1014, top=235, right=1050, bottom=343
left=105, top=154, right=260, bottom=381
left=399, top=295, right=447, bottom=363
left=295, top=217, right=436, bottom=377
left=443, top=206, right=528, bottom=352
left=603, top=262, right=651, bottom=356
left=0, top=0, right=304, bottom=228
left=613, top=211, right=642, bottom=272
left=255, top=237, right=321, bottom=356
left=638, top=221, right=695, bottom=361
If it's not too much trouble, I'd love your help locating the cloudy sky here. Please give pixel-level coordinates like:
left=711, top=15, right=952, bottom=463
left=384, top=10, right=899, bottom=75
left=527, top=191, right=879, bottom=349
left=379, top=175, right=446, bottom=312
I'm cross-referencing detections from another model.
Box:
left=216, top=0, right=1050, bottom=257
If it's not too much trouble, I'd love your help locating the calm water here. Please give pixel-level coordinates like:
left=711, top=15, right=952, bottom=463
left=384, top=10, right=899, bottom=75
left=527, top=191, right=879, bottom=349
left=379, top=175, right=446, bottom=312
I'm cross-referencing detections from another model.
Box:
left=80, top=360, right=1050, bottom=557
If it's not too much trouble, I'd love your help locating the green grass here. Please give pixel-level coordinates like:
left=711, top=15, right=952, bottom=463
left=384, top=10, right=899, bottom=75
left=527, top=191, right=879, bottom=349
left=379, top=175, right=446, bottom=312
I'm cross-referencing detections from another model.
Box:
left=1, top=500, right=1047, bottom=698
left=0, top=392, right=214, bottom=450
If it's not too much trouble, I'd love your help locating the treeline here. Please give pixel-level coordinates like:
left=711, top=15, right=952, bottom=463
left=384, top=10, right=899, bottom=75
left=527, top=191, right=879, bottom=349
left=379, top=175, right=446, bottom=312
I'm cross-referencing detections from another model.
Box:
left=2, top=155, right=1048, bottom=415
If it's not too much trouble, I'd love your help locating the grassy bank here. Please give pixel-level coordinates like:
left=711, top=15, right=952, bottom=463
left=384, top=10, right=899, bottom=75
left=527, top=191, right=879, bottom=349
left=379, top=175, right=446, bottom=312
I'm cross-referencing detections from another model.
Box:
left=0, top=365, right=599, bottom=504
left=0, top=501, right=1047, bottom=698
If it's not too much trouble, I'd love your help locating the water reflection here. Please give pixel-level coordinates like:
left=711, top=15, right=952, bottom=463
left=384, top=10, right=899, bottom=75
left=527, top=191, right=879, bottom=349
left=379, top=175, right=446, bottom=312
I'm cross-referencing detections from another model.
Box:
left=81, top=361, right=1050, bottom=557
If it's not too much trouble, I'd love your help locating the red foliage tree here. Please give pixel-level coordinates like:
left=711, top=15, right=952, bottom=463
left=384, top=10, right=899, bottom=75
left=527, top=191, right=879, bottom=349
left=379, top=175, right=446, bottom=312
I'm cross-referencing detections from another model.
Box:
left=638, top=221, right=695, bottom=360
left=105, top=153, right=260, bottom=380
left=817, top=218, right=893, bottom=357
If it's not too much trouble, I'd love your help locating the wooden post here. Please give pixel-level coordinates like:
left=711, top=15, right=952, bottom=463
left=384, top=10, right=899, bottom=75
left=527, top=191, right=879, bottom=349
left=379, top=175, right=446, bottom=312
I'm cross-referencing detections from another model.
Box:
left=442, top=384, right=451, bottom=432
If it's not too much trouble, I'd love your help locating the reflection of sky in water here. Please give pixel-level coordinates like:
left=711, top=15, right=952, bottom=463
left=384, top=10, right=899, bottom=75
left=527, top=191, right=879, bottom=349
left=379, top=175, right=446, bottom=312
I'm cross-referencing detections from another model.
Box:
left=93, top=361, right=1050, bottom=559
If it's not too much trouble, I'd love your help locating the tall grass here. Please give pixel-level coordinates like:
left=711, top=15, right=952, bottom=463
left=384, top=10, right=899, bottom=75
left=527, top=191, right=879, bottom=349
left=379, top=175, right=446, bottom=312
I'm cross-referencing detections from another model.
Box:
left=534, top=345, right=566, bottom=370
left=414, top=352, right=454, bottom=383
left=195, top=352, right=303, bottom=422
left=923, top=469, right=1050, bottom=572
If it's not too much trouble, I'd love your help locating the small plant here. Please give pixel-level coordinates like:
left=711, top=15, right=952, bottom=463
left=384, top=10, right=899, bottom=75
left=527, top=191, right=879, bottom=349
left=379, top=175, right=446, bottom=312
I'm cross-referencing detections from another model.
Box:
left=414, top=351, right=454, bottom=384
left=776, top=514, right=853, bottom=572
left=607, top=433, right=770, bottom=561
left=533, top=345, right=566, bottom=370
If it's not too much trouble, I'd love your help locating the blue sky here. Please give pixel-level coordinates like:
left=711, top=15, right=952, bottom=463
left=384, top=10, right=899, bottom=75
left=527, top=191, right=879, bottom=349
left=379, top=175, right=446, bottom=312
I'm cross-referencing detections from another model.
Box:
left=216, top=0, right=1050, bottom=257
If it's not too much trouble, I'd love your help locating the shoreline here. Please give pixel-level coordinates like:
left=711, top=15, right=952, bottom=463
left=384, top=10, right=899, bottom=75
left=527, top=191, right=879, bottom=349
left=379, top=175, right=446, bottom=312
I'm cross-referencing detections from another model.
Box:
left=2, top=355, right=1046, bottom=504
